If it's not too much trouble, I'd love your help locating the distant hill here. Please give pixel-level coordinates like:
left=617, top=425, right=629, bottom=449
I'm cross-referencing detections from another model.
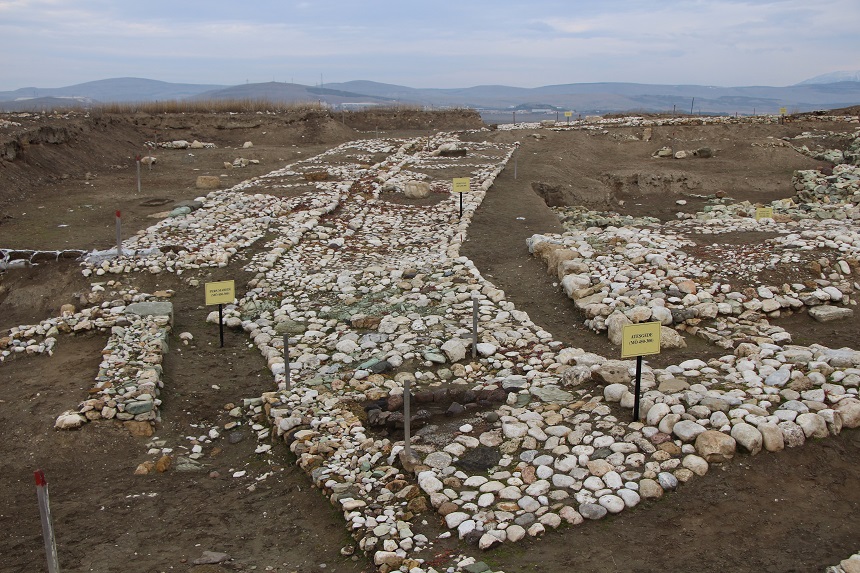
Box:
left=0, top=96, right=93, bottom=111
left=323, top=80, right=860, bottom=114
left=797, top=71, right=860, bottom=85
left=190, top=82, right=396, bottom=105
left=2, top=76, right=859, bottom=115
left=0, top=77, right=226, bottom=105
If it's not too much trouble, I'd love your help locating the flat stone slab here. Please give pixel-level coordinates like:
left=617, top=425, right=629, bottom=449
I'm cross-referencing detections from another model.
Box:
left=809, top=305, right=854, bottom=322
left=125, top=302, right=174, bottom=324
left=530, top=385, right=573, bottom=403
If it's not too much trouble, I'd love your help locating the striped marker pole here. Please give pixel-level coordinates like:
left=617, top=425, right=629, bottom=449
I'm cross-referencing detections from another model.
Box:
left=115, top=211, right=122, bottom=258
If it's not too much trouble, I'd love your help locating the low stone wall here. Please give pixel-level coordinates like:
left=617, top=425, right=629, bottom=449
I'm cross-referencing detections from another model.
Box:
left=53, top=302, right=172, bottom=431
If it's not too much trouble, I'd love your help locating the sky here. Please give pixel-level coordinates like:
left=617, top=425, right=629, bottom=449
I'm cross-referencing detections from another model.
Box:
left=1, top=0, right=858, bottom=91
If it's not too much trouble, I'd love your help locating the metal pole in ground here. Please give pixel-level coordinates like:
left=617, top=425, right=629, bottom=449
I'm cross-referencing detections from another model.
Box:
left=403, top=377, right=411, bottom=461
left=34, top=470, right=60, bottom=573
left=472, top=291, right=479, bottom=358
left=283, top=334, right=291, bottom=389
left=218, top=303, right=224, bottom=348
left=632, top=355, right=643, bottom=422
left=115, top=211, right=122, bottom=258
left=136, top=156, right=141, bottom=194
left=514, top=146, right=518, bottom=180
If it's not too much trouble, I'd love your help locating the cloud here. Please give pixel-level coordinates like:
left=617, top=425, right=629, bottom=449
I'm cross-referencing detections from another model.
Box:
left=0, top=0, right=857, bottom=89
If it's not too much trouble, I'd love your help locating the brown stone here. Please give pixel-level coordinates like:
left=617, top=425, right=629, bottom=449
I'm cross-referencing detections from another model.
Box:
left=675, top=279, right=697, bottom=294
left=124, top=420, right=154, bottom=437
left=396, top=485, right=421, bottom=500
left=385, top=479, right=407, bottom=492
left=694, top=430, right=737, bottom=463
left=442, top=476, right=462, bottom=489
left=407, top=496, right=429, bottom=513
left=350, top=315, right=381, bottom=329
left=437, top=501, right=459, bottom=516
left=658, top=441, right=682, bottom=456
left=788, top=376, right=813, bottom=392
left=155, top=455, right=172, bottom=473
left=638, top=478, right=664, bottom=499
left=303, top=171, right=329, bottom=181
left=134, top=461, right=155, bottom=475
left=195, top=175, right=221, bottom=189
left=521, top=465, right=537, bottom=484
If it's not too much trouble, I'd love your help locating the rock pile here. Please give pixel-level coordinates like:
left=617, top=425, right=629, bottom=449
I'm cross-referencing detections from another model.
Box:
left=55, top=305, right=171, bottom=431
left=147, top=139, right=217, bottom=149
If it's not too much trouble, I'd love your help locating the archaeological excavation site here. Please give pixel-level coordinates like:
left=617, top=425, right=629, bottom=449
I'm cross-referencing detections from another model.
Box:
left=2, top=105, right=859, bottom=573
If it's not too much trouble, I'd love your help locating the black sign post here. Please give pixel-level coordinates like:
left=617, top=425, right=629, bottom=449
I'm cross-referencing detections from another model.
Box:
left=632, top=355, right=644, bottom=422
left=218, top=304, right=224, bottom=347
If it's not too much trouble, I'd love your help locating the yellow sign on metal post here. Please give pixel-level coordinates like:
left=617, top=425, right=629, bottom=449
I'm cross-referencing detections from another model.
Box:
left=622, top=321, right=662, bottom=422
left=205, top=280, right=235, bottom=305
left=755, top=207, right=774, bottom=221
left=206, top=280, right=235, bottom=348
left=564, top=111, right=573, bottom=117
left=621, top=321, right=661, bottom=359
left=453, top=177, right=470, bottom=219
left=452, top=178, right=471, bottom=193
left=779, top=107, right=787, bottom=115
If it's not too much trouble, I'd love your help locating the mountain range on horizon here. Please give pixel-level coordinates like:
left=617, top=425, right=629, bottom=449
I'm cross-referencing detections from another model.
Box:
left=2, top=72, right=860, bottom=115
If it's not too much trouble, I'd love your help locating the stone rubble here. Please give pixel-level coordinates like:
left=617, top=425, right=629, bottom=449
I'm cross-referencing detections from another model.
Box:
left=3, top=116, right=859, bottom=572
left=147, top=139, right=217, bottom=149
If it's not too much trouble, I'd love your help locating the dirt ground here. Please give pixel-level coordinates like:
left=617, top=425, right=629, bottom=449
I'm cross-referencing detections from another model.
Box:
left=1, top=109, right=858, bottom=573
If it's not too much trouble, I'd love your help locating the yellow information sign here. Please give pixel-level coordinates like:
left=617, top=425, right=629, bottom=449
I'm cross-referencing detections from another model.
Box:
left=779, top=107, right=787, bottom=115
left=755, top=207, right=774, bottom=220
left=564, top=111, right=573, bottom=117
left=205, top=280, right=235, bottom=305
left=621, top=322, right=662, bottom=358
left=452, top=177, right=471, bottom=193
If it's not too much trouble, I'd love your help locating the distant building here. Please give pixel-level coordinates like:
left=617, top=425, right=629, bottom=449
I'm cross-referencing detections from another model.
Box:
left=340, top=102, right=382, bottom=111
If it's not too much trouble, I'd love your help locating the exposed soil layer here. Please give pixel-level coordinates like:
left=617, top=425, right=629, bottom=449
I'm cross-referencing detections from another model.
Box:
left=1, top=109, right=859, bottom=573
